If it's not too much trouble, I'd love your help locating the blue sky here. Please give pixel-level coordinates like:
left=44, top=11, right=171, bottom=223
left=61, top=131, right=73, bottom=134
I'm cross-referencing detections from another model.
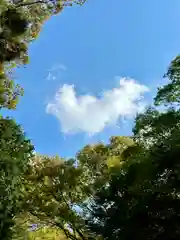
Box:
left=3, top=0, right=180, bottom=158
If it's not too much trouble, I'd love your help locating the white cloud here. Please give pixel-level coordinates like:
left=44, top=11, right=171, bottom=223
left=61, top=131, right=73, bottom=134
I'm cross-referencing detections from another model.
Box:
left=46, top=77, right=149, bottom=135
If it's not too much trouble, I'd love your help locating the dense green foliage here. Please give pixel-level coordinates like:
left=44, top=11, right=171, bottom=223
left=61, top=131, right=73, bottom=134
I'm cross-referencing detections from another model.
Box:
left=85, top=57, right=180, bottom=240
left=0, top=117, right=34, bottom=240
left=154, top=55, right=180, bottom=106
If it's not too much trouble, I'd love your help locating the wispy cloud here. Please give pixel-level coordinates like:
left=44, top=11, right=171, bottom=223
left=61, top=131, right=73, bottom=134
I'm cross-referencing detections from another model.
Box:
left=50, top=64, right=67, bottom=72
left=46, top=64, right=67, bottom=81
left=46, top=77, right=149, bottom=135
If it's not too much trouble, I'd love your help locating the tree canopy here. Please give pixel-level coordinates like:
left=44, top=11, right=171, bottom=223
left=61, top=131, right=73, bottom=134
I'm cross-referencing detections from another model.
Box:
left=0, top=117, right=34, bottom=240
left=0, top=1, right=180, bottom=239
left=84, top=57, right=180, bottom=240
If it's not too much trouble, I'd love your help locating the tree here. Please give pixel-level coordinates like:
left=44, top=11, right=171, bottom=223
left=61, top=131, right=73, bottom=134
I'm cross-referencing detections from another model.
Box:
left=0, top=3, right=29, bottom=109
left=86, top=126, right=180, bottom=239
left=76, top=136, right=134, bottom=196
left=21, top=155, right=88, bottom=240
left=85, top=58, right=180, bottom=240
left=18, top=137, right=133, bottom=240
left=0, top=117, right=34, bottom=240
left=0, top=0, right=87, bottom=109
left=154, top=55, right=180, bottom=106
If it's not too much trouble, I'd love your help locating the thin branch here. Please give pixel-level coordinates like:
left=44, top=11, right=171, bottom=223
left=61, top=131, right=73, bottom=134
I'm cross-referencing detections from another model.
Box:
left=16, top=0, right=47, bottom=8
left=50, top=190, right=87, bottom=240
left=15, top=0, right=86, bottom=8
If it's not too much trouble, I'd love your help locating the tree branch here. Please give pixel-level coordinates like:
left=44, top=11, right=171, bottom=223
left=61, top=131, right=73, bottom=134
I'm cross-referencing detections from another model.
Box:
left=16, top=0, right=47, bottom=8
left=50, top=190, right=87, bottom=240
left=15, top=0, right=86, bottom=8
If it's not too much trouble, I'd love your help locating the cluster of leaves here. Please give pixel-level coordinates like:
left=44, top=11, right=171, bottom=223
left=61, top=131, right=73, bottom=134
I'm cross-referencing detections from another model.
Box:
left=0, top=2, right=29, bottom=109
left=154, top=55, right=180, bottom=105
left=21, top=155, right=91, bottom=239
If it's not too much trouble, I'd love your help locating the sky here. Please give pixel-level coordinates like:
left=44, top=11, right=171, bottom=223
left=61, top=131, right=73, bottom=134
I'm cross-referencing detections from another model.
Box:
left=2, top=0, right=180, bottom=158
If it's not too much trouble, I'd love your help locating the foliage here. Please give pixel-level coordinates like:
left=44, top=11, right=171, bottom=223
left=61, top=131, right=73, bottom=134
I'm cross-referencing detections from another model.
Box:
left=0, top=2, right=29, bottom=109
left=76, top=136, right=134, bottom=196
left=12, top=212, right=68, bottom=240
left=27, top=226, right=68, bottom=240
left=0, top=72, right=24, bottom=109
left=86, top=120, right=180, bottom=239
left=84, top=57, right=180, bottom=240
left=21, top=155, right=87, bottom=240
left=17, top=137, right=134, bottom=240
left=0, top=0, right=87, bottom=109
left=0, top=117, right=34, bottom=240
left=154, top=55, right=180, bottom=106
